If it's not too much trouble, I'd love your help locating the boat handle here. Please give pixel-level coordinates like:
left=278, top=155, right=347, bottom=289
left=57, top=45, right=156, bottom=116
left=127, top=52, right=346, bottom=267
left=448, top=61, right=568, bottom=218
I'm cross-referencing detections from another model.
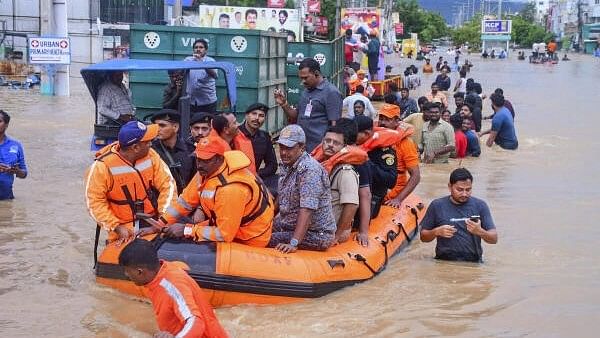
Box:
left=327, top=259, right=346, bottom=269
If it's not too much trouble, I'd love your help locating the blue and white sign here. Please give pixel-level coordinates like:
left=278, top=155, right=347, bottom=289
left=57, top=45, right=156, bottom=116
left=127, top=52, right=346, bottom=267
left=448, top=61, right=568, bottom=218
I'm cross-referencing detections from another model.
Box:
left=28, top=37, right=71, bottom=64
left=481, top=20, right=511, bottom=34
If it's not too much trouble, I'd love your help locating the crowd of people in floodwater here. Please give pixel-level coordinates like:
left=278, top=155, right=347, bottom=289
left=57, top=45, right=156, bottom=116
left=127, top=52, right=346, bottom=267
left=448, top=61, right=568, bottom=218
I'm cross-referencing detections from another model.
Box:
left=1, top=39, right=517, bottom=337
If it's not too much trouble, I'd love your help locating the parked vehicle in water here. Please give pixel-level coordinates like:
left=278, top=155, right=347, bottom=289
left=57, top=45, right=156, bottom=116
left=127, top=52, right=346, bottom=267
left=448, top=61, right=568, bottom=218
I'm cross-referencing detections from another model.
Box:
left=80, top=59, right=237, bottom=150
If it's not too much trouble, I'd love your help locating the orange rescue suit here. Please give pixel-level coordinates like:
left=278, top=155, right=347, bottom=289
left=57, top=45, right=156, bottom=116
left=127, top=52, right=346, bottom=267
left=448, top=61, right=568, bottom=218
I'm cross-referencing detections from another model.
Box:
left=163, top=150, right=273, bottom=247
left=85, top=143, right=177, bottom=240
left=145, top=260, right=228, bottom=338
left=383, top=122, right=420, bottom=201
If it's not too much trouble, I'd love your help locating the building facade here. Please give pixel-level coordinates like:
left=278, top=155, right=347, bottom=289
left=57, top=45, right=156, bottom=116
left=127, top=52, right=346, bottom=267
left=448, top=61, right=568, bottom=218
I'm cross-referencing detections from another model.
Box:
left=0, top=0, right=165, bottom=75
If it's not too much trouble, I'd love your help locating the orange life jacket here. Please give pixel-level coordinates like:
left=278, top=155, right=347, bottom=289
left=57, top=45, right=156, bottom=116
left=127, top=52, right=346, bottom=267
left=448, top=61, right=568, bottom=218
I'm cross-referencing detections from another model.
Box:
left=231, top=132, right=256, bottom=174
left=176, top=151, right=273, bottom=247
left=311, top=144, right=368, bottom=174
left=208, top=129, right=256, bottom=174
left=86, top=143, right=176, bottom=237
left=359, top=127, right=404, bottom=152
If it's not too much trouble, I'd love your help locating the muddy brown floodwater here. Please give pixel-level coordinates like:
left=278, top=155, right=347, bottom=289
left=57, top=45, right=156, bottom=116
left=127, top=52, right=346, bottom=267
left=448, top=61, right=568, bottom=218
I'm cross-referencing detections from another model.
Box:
left=1, top=53, right=599, bottom=337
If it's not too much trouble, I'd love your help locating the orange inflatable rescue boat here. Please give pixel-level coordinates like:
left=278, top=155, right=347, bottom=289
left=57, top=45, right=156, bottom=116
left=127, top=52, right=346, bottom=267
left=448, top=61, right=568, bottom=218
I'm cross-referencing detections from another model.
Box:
left=95, top=195, right=426, bottom=307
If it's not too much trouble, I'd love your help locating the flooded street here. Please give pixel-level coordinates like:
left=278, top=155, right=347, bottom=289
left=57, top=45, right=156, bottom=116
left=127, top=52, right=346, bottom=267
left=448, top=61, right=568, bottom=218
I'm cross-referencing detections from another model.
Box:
left=1, top=54, right=600, bottom=337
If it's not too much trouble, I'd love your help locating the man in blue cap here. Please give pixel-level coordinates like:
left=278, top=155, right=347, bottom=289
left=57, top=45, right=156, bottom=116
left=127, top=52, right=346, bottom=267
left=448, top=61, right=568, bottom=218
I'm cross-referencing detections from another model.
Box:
left=85, top=121, right=177, bottom=246
left=151, top=109, right=195, bottom=194
left=268, top=124, right=336, bottom=253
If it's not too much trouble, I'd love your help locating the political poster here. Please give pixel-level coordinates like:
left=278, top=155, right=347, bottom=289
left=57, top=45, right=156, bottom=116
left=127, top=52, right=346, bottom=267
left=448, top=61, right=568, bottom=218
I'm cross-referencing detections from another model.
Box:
left=267, top=0, right=285, bottom=8
left=307, top=0, right=321, bottom=14
left=315, top=16, right=328, bottom=36
left=198, top=5, right=301, bottom=42
left=395, top=23, right=404, bottom=35
left=340, top=8, right=381, bottom=36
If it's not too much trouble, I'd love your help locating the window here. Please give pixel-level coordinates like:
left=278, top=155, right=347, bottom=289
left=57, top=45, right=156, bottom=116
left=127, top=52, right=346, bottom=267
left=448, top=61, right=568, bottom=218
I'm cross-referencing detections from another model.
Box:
left=100, top=0, right=164, bottom=24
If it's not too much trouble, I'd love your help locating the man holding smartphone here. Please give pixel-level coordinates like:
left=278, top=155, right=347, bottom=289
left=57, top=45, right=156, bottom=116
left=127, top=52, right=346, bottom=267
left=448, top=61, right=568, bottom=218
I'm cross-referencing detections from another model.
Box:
left=0, top=110, right=27, bottom=200
left=419, top=168, right=497, bottom=262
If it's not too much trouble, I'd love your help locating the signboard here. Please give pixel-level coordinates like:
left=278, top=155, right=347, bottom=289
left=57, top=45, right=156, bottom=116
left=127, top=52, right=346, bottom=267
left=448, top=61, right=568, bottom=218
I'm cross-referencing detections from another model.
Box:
left=395, top=23, right=404, bottom=35
left=315, top=16, right=328, bottom=36
left=481, top=20, right=512, bottom=34
left=28, top=37, right=71, bottom=64
left=198, top=5, right=301, bottom=41
left=307, top=0, right=321, bottom=14
left=267, top=0, right=285, bottom=8
left=340, top=8, right=381, bottom=36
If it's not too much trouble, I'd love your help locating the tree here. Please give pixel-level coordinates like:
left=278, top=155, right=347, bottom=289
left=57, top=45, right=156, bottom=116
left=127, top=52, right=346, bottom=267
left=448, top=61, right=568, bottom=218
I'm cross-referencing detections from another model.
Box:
left=451, top=15, right=481, bottom=48
left=394, top=0, right=448, bottom=42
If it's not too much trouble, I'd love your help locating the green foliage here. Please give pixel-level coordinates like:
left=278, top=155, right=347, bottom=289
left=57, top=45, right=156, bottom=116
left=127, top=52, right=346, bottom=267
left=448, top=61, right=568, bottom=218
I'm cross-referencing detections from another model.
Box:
left=394, top=0, right=448, bottom=42
left=511, top=15, right=555, bottom=48
left=452, top=8, right=557, bottom=50
left=450, top=15, right=482, bottom=48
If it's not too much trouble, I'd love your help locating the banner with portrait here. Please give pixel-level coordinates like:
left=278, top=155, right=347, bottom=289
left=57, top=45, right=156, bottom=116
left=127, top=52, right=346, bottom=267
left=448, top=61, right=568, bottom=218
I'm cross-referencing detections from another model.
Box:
left=198, top=5, right=302, bottom=42
left=340, top=8, right=382, bottom=37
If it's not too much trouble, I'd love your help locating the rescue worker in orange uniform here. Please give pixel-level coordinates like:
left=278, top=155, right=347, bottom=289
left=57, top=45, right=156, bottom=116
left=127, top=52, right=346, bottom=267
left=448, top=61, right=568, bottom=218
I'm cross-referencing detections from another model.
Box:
left=119, top=239, right=228, bottom=338
left=377, top=104, right=421, bottom=208
left=157, top=135, right=274, bottom=247
left=85, top=121, right=177, bottom=246
left=211, top=113, right=256, bottom=174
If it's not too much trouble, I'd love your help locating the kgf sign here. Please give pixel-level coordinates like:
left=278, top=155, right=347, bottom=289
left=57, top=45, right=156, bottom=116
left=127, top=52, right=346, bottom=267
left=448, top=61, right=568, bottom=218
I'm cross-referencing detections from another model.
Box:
left=28, top=37, right=71, bottom=64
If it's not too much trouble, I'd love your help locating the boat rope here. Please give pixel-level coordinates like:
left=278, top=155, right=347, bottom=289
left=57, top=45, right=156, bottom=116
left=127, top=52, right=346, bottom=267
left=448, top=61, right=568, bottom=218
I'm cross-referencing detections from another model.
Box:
left=93, top=224, right=101, bottom=269
left=409, top=206, right=420, bottom=241
left=150, top=230, right=170, bottom=251
left=347, top=253, right=379, bottom=275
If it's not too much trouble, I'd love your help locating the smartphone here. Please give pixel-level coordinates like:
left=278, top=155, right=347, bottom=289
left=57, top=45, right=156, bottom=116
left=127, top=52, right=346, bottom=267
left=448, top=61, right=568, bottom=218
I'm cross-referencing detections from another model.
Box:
left=470, top=215, right=480, bottom=222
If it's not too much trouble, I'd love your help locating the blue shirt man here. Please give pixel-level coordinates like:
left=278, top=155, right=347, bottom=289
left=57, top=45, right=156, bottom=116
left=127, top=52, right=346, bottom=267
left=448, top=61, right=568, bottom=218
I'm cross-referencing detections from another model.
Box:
left=274, top=58, right=342, bottom=153
left=185, top=39, right=218, bottom=114
left=0, top=111, right=28, bottom=200
left=482, top=93, right=518, bottom=150
left=420, top=168, right=497, bottom=262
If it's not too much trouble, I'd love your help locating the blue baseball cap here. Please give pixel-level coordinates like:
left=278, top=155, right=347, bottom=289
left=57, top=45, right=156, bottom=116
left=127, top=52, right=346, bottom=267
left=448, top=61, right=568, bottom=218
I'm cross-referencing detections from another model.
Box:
left=118, top=121, right=159, bottom=147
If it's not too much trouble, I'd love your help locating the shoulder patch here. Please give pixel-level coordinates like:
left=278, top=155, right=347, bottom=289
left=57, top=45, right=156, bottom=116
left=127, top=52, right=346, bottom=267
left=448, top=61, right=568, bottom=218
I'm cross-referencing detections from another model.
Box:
left=382, top=153, right=395, bottom=166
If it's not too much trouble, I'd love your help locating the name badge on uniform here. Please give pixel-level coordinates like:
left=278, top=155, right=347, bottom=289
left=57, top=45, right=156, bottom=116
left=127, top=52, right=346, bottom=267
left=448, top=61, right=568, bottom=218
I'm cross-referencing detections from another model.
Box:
left=304, top=100, right=313, bottom=117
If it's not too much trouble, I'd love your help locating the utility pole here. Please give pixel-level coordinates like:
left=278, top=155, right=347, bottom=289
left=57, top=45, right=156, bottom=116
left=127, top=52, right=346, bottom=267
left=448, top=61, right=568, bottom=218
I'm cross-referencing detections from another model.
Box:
left=498, top=0, right=502, bottom=18
left=335, top=0, right=341, bottom=37
left=50, top=0, right=73, bottom=96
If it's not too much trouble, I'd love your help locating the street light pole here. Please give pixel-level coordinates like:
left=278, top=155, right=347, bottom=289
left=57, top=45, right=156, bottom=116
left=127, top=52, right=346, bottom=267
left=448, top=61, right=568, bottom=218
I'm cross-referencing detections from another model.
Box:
left=498, top=0, right=502, bottom=18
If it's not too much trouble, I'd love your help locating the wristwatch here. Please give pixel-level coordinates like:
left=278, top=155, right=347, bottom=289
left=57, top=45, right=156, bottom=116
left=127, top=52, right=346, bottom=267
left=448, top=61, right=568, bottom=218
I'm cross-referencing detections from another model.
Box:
left=289, top=238, right=299, bottom=247
left=184, top=224, right=194, bottom=237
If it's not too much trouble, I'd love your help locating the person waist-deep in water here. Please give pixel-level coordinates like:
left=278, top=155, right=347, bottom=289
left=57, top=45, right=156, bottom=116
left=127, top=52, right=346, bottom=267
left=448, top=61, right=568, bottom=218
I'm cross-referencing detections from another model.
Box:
left=419, top=168, right=498, bottom=262
left=0, top=110, right=28, bottom=200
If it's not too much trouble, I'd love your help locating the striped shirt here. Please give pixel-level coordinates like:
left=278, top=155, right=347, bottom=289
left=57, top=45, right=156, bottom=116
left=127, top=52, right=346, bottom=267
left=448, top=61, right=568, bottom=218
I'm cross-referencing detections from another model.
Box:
left=96, top=81, right=135, bottom=124
left=422, top=120, right=456, bottom=163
